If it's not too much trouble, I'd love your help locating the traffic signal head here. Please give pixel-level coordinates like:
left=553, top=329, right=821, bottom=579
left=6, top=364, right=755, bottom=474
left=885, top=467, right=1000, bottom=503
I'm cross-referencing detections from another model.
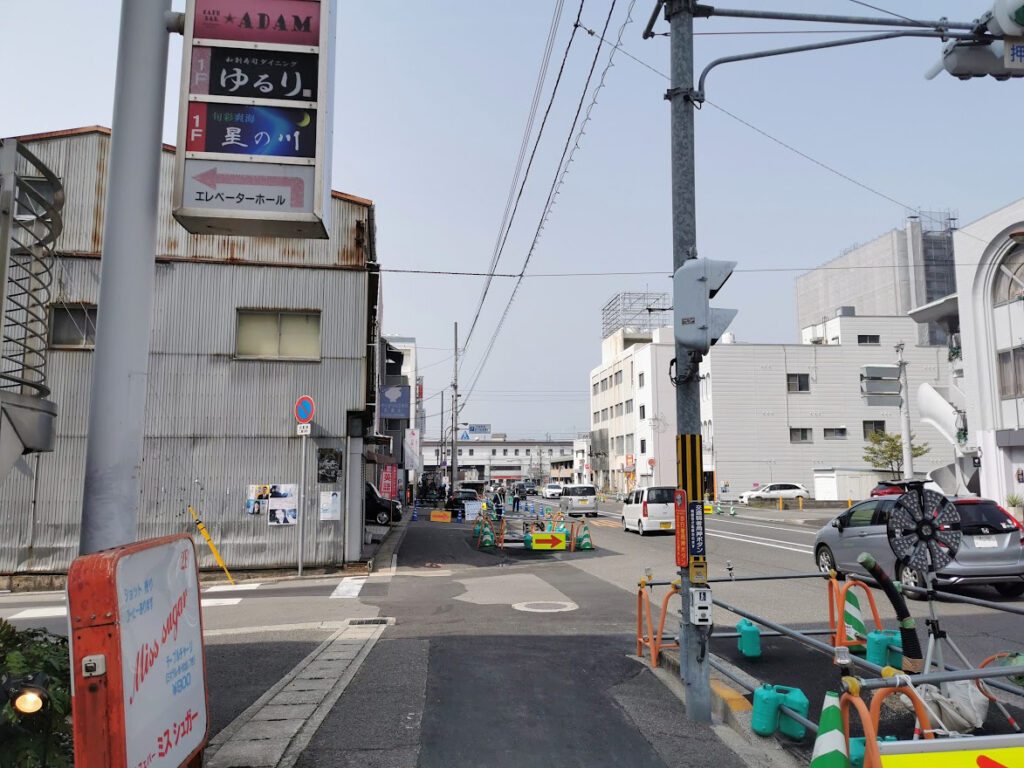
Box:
left=926, top=1, right=1024, bottom=80
left=673, top=258, right=737, bottom=354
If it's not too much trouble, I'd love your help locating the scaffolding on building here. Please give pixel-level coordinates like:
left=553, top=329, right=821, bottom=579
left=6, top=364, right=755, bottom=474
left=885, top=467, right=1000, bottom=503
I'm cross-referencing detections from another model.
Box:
left=601, top=291, right=672, bottom=339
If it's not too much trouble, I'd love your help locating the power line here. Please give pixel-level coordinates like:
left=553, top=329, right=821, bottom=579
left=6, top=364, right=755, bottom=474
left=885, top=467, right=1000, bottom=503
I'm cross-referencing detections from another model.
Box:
left=461, top=0, right=630, bottom=413
left=461, top=0, right=581, bottom=357
left=845, top=0, right=922, bottom=26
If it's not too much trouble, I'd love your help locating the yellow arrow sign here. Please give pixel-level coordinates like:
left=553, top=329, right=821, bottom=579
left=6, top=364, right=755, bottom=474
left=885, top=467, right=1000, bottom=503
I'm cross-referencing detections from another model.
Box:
left=430, top=510, right=451, bottom=523
left=530, top=533, right=566, bottom=550
left=880, top=733, right=1024, bottom=767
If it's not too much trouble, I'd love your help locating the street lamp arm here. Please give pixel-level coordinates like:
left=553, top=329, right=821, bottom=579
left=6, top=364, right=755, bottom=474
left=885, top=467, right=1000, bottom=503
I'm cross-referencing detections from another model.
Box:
left=696, top=30, right=976, bottom=98
left=704, top=6, right=975, bottom=32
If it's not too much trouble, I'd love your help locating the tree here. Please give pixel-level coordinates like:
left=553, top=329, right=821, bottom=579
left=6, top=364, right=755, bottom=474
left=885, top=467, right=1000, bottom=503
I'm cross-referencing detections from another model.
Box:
left=862, top=430, right=930, bottom=479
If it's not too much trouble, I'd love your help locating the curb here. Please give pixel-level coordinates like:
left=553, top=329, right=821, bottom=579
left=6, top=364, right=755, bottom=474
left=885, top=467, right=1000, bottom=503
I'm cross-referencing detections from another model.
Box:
left=655, top=648, right=803, bottom=768
left=367, top=511, right=411, bottom=574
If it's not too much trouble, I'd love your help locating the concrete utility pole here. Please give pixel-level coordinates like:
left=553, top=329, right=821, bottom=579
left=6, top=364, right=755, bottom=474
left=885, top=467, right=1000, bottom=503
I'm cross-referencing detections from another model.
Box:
left=452, top=322, right=459, bottom=492
left=80, top=0, right=171, bottom=555
left=666, top=0, right=711, bottom=723
left=896, top=342, right=914, bottom=479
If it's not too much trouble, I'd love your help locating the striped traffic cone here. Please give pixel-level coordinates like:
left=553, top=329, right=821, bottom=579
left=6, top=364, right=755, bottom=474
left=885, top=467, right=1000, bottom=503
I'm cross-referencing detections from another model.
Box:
left=575, top=522, right=594, bottom=550
left=810, top=692, right=849, bottom=768
left=479, top=522, right=495, bottom=548
left=412, top=506, right=418, bottom=521
left=844, top=591, right=867, bottom=649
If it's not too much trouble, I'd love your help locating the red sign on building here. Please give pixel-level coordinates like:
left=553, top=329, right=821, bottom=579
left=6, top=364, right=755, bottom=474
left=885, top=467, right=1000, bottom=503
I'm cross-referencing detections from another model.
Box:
left=193, top=0, right=321, bottom=46
left=380, top=466, right=397, bottom=499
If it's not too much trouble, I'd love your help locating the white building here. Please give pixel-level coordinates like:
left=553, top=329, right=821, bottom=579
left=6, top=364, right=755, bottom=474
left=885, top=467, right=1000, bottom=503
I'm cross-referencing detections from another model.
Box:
left=590, top=316, right=950, bottom=499
left=911, top=197, right=1024, bottom=506
left=422, top=436, right=573, bottom=486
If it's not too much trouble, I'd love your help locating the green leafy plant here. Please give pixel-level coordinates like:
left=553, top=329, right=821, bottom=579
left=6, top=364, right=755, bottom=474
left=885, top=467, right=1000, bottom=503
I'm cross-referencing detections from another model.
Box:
left=862, top=430, right=930, bottom=479
left=0, top=618, right=73, bottom=767
left=1007, top=492, right=1024, bottom=508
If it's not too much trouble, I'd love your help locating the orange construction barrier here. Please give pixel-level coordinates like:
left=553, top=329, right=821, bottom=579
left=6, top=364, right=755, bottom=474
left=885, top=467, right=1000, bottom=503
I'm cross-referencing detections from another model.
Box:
left=827, top=573, right=883, bottom=653
left=840, top=684, right=934, bottom=768
left=636, top=578, right=680, bottom=668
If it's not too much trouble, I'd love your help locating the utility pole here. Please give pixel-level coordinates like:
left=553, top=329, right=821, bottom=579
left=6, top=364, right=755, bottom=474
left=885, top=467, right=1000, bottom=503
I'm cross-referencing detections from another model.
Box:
left=80, top=0, right=171, bottom=555
left=896, top=342, right=914, bottom=479
left=666, top=0, right=711, bottom=723
left=452, top=322, right=459, bottom=493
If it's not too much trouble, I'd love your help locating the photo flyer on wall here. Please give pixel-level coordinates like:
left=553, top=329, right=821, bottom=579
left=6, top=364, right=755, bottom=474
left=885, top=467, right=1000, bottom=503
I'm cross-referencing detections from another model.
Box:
left=319, top=491, right=341, bottom=521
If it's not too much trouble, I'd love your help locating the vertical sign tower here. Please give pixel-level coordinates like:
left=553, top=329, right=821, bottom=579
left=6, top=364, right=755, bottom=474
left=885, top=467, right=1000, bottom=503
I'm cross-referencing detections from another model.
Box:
left=173, top=0, right=335, bottom=238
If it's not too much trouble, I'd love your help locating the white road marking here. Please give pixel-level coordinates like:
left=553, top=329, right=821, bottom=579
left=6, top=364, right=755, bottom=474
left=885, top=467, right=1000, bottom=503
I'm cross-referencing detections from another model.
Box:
left=512, top=601, right=578, bottom=613
left=8, top=606, right=67, bottom=620
left=390, top=554, right=397, bottom=576
left=201, top=598, right=243, bottom=607
left=706, top=518, right=818, bottom=536
left=330, top=576, right=367, bottom=599
left=704, top=530, right=813, bottom=555
left=205, top=583, right=263, bottom=592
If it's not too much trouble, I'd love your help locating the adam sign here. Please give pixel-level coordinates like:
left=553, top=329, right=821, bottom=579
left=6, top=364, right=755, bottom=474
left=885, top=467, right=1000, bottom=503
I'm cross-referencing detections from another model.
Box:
left=173, top=0, right=336, bottom=238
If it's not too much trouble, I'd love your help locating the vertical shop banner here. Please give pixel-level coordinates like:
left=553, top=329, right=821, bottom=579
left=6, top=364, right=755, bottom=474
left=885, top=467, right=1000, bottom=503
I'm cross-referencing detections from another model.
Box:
left=379, top=466, right=397, bottom=499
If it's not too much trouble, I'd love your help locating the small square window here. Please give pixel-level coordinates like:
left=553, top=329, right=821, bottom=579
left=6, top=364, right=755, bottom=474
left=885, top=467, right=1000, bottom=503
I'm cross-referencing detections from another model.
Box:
left=863, top=420, right=886, bottom=439
left=787, top=373, right=810, bottom=393
left=503, top=449, right=508, bottom=456
left=639, top=405, right=646, bottom=419
left=492, top=449, right=497, bottom=456
left=514, top=449, right=519, bottom=456
left=614, top=370, right=623, bottom=385
left=790, top=428, right=812, bottom=443
left=49, top=304, right=97, bottom=349
left=468, top=449, right=474, bottom=456
left=640, top=439, right=647, bottom=454
left=236, top=310, right=321, bottom=360
left=625, top=399, right=633, bottom=414
left=638, top=372, right=645, bottom=388
left=824, top=428, right=847, bottom=440
left=857, top=334, right=880, bottom=345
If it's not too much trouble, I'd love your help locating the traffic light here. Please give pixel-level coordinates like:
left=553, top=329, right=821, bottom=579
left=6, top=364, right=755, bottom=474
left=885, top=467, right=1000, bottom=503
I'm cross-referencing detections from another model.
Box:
left=860, top=364, right=902, bottom=407
left=673, top=258, right=737, bottom=354
left=926, top=1, right=1024, bottom=80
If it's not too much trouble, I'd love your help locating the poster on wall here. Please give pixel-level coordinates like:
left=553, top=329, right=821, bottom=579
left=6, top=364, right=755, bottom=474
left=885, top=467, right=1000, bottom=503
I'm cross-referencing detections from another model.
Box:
left=319, top=491, right=341, bottom=521
left=244, top=484, right=270, bottom=515
left=317, top=448, right=340, bottom=483
left=267, top=484, right=298, bottom=526
left=379, top=466, right=397, bottom=499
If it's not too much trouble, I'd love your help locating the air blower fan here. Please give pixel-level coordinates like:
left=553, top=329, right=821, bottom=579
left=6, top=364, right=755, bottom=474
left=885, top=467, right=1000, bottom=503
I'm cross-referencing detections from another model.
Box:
left=887, top=487, right=962, bottom=577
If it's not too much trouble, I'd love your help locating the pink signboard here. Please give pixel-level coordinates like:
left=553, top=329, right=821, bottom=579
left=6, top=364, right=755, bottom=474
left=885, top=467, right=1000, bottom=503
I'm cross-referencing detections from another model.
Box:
left=380, top=466, right=397, bottom=500
left=193, top=0, right=321, bottom=46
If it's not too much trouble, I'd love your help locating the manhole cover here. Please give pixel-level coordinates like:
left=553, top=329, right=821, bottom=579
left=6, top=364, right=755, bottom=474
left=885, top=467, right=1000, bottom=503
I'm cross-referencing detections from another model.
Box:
left=512, top=601, right=578, bottom=613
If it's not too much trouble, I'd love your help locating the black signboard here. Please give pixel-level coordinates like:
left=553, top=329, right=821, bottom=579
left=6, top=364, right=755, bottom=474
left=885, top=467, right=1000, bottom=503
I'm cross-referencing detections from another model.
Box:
left=190, top=46, right=319, bottom=102
left=687, top=501, right=706, bottom=556
left=317, top=448, right=340, bottom=484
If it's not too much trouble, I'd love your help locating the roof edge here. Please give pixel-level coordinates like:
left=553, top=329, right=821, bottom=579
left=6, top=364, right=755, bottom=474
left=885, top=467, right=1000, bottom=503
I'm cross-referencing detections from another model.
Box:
left=14, top=125, right=372, bottom=206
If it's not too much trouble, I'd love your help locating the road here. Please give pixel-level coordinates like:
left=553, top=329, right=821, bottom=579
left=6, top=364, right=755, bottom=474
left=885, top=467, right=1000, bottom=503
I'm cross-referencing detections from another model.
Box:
left=1, top=499, right=1021, bottom=765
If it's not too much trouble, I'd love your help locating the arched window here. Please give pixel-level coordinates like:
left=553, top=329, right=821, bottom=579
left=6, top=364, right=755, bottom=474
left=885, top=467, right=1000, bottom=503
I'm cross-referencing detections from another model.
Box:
left=992, top=246, right=1024, bottom=306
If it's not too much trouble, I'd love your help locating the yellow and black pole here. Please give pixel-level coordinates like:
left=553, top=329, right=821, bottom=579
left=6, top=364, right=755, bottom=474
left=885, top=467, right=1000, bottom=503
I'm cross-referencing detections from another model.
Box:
left=188, top=506, right=235, bottom=585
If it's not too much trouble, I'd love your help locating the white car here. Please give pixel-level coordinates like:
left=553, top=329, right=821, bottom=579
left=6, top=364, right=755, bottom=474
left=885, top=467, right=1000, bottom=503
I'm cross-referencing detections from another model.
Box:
left=738, top=482, right=810, bottom=505
left=622, top=486, right=675, bottom=535
left=542, top=483, right=563, bottom=499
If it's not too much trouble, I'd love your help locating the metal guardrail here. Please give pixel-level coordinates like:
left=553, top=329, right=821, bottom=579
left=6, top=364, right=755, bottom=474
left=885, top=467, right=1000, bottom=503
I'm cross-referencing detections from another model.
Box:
left=0, top=139, right=64, bottom=397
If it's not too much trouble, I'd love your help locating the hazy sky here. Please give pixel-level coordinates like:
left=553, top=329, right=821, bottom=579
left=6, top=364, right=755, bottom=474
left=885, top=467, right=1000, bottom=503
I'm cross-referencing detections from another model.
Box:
left=2, top=1, right=1022, bottom=441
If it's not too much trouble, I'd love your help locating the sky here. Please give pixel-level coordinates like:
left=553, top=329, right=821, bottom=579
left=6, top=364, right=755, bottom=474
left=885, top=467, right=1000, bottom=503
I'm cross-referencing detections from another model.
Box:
left=2, top=1, right=1023, bottom=442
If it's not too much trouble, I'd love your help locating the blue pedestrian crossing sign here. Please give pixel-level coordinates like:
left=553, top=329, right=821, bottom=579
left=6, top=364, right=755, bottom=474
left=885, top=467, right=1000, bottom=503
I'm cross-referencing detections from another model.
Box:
left=460, top=431, right=470, bottom=441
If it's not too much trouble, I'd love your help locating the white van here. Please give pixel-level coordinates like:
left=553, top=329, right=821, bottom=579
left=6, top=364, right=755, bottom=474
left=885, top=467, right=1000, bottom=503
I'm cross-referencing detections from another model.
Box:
left=622, top=486, right=675, bottom=535
left=559, top=484, right=599, bottom=517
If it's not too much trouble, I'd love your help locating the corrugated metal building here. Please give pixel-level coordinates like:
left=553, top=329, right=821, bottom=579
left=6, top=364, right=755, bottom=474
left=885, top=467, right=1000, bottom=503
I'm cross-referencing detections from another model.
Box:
left=1, top=127, right=383, bottom=573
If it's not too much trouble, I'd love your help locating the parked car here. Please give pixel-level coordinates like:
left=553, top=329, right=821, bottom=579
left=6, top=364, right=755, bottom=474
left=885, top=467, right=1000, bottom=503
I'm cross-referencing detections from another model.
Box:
left=869, top=479, right=943, bottom=497
left=559, top=484, right=599, bottom=517
left=813, top=496, right=1024, bottom=598
left=365, top=482, right=402, bottom=525
left=738, top=483, right=810, bottom=505
left=449, top=488, right=479, bottom=513
left=542, top=483, right=563, bottom=499
left=622, top=486, right=675, bottom=535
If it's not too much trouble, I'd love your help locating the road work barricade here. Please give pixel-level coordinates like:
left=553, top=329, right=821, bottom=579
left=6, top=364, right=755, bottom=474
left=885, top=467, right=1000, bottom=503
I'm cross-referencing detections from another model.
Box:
left=826, top=573, right=883, bottom=654
left=636, top=577, right=680, bottom=668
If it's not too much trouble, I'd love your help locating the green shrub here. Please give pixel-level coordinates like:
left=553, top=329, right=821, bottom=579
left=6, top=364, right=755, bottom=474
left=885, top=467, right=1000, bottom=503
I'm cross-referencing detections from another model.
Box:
left=0, top=618, right=73, bottom=767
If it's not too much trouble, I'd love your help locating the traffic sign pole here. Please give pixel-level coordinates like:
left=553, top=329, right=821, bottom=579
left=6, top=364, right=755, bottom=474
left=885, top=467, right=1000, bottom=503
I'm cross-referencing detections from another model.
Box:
left=294, top=396, right=315, bottom=576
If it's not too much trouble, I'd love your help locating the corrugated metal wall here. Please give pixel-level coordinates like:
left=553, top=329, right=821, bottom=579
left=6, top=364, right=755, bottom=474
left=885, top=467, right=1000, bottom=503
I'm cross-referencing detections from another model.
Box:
left=0, top=130, right=375, bottom=573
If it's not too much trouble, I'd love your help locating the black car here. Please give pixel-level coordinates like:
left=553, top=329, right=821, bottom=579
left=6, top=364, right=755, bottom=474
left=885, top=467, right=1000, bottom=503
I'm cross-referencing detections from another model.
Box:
left=365, top=482, right=402, bottom=525
left=448, top=489, right=479, bottom=512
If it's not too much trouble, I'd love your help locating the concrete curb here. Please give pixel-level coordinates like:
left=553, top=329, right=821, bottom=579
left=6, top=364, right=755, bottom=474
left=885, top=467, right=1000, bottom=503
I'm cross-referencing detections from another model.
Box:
left=655, top=648, right=804, bottom=768
left=367, top=510, right=411, bottom=574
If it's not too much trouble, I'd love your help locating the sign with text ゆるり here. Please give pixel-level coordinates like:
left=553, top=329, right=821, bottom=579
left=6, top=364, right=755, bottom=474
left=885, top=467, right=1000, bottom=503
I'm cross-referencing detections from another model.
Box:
left=173, top=0, right=335, bottom=239
left=67, top=535, right=208, bottom=767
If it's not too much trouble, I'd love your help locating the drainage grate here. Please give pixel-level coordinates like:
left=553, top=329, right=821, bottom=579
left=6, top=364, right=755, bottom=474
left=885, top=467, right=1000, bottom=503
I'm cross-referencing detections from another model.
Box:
left=348, top=618, right=389, bottom=625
